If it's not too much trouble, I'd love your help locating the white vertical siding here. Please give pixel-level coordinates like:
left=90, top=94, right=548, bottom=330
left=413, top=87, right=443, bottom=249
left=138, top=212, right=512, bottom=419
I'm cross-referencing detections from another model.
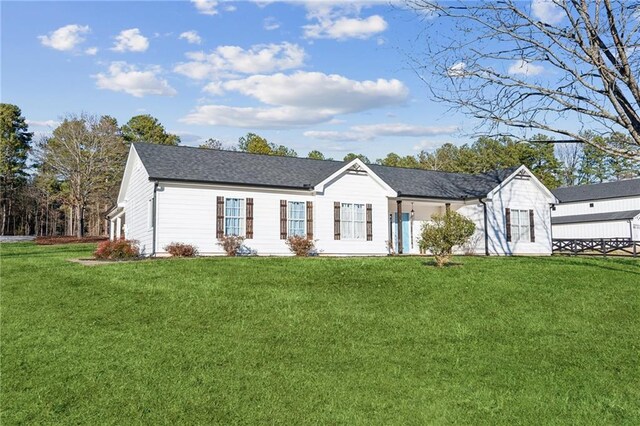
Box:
left=314, top=171, right=390, bottom=255
left=156, top=184, right=312, bottom=255
left=154, top=169, right=391, bottom=256
left=551, top=195, right=640, bottom=240
left=486, top=176, right=554, bottom=255
left=553, top=196, right=639, bottom=216
left=122, top=149, right=154, bottom=255
left=553, top=221, right=633, bottom=239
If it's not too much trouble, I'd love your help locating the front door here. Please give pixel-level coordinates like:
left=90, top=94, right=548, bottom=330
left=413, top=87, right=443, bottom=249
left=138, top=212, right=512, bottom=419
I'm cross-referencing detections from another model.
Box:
left=392, top=212, right=411, bottom=254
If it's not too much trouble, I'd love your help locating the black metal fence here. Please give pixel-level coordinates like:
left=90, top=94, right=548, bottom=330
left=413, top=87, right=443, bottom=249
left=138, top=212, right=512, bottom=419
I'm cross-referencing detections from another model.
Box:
left=552, top=238, right=638, bottom=257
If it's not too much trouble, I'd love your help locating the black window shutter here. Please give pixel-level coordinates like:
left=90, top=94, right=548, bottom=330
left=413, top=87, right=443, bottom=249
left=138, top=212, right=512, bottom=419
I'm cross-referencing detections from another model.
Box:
left=366, top=204, right=373, bottom=241
left=280, top=200, right=287, bottom=239
left=246, top=198, right=254, bottom=239
left=216, top=196, right=224, bottom=238
left=529, top=209, right=535, bottom=242
left=505, top=208, right=511, bottom=242
left=306, top=201, right=313, bottom=240
left=334, top=202, right=341, bottom=240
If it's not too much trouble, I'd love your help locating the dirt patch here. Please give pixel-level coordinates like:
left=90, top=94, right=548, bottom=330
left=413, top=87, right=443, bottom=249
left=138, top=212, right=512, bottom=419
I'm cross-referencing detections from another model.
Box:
left=68, top=258, right=140, bottom=266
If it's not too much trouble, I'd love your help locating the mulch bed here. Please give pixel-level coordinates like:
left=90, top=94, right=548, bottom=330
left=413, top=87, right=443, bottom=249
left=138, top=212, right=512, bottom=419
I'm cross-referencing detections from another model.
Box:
left=35, top=236, right=109, bottom=245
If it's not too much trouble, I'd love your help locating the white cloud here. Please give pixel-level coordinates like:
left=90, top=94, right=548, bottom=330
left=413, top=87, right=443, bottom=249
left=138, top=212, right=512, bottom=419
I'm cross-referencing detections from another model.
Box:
left=112, top=28, right=149, bottom=52
left=413, top=139, right=454, bottom=152
left=192, top=0, right=219, bottom=15
left=447, top=62, right=467, bottom=77
left=38, top=24, right=90, bottom=51
left=182, top=71, right=409, bottom=128
left=508, top=59, right=544, bottom=76
left=174, top=42, right=306, bottom=80
left=224, top=4, right=236, bottom=12
left=26, top=119, right=59, bottom=128
left=85, top=47, right=98, bottom=55
left=304, top=15, right=387, bottom=40
left=303, top=130, right=364, bottom=142
left=531, top=0, right=564, bottom=24
left=264, top=17, right=281, bottom=31
left=181, top=105, right=335, bottom=128
left=304, top=123, right=458, bottom=142
left=301, top=2, right=388, bottom=40
left=179, top=31, right=202, bottom=44
left=94, top=62, right=177, bottom=97
left=213, top=71, right=408, bottom=111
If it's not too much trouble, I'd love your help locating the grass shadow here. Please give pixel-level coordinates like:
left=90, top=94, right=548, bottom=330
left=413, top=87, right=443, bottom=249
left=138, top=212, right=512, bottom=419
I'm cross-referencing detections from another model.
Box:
left=421, top=259, right=463, bottom=268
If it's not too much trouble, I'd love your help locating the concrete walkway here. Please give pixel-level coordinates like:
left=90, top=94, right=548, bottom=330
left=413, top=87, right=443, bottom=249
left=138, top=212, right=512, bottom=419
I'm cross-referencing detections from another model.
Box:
left=0, top=236, right=36, bottom=243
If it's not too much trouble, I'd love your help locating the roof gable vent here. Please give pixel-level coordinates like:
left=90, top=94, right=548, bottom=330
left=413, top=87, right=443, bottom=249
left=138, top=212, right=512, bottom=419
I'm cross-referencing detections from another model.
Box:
left=347, top=163, right=367, bottom=175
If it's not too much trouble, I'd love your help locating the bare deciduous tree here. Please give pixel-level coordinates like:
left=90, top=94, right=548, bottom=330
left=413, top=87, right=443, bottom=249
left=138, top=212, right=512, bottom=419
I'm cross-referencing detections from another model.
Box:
left=406, top=0, right=640, bottom=159
left=36, top=113, right=126, bottom=237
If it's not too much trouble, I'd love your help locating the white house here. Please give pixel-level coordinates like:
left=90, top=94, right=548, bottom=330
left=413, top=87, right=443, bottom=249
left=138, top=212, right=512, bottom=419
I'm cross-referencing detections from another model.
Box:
left=551, top=179, right=640, bottom=240
left=108, top=143, right=557, bottom=257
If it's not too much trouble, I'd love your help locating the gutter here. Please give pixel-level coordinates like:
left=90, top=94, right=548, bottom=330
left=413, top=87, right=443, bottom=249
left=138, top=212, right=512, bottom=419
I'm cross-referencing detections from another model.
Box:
left=148, top=177, right=314, bottom=192
left=152, top=181, right=158, bottom=257
left=478, top=198, right=489, bottom=256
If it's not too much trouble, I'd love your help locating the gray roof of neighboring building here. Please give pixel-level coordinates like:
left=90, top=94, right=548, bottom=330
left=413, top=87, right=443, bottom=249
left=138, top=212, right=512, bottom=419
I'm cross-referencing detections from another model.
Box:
left=132, top=143, right=519, bottom=200
left=552, top=178, right=640, bottom=203
left=551, top=209, right=640, bottom=225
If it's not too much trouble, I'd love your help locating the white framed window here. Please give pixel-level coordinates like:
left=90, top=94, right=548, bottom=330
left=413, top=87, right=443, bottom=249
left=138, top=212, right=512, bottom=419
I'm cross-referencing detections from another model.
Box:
left=341, top=203, right=366, bottom=240
left=288, top=201, right=306, bottom=237
left=510, top=209, right=530, bottom=242
left=224, top=198, right=245, bottom=236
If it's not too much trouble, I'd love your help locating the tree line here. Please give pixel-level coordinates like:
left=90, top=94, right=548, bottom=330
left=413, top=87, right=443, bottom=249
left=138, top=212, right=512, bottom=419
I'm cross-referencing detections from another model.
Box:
left=2, top=103, right=638, bottom=236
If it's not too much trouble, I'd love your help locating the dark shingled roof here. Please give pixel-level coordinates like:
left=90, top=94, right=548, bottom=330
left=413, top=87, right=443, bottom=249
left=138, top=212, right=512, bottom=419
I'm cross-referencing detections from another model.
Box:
left=552, top=178, right=640, bottom=203
left=134, top=142, right=342, bottom=189
left=551, top=209, right=640, bottom=225
left=368, top=165, right=519, bottom=199
left=133, top=143, right=519, bottom=200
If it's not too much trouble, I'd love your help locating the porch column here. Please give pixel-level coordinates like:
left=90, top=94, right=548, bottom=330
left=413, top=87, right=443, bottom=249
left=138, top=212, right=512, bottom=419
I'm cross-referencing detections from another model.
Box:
left=109, top=218, right=115, bottom=240
left=396, top=200, right=403, bottom=254
left=116, top=216, right=122, bottom=240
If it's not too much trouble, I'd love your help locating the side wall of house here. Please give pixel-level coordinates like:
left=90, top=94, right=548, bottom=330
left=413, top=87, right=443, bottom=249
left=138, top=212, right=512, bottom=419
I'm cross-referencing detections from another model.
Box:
left=156, top=184, right=313, bottom=255
left=552, top=221, right=634, bottom=239
left=551, top=196, right=640, bottom=240
left=552, top=196, right=639, bottom=216
left=315, top=171, right=390, bottom=255
left=486, top=174, right=554, bottom=255
left=123, top=150, right=155, bottom=255
left=154, top=169, right=391, bottom=256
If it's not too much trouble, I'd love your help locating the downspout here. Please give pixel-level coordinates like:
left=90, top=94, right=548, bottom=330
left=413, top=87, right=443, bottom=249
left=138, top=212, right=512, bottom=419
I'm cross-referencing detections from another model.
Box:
left=152, top=181, right=158, bottom=257
left=478, top=198, right=489, bottom=256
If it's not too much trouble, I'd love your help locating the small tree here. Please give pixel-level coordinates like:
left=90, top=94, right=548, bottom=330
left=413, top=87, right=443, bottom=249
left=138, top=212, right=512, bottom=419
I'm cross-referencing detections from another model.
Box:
left=418, top=211, right=475, bottom=267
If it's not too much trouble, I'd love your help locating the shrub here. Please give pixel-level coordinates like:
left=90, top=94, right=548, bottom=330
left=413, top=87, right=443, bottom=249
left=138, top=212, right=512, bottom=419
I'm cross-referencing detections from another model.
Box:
left=164, top=242, right=199, bottom=257
left=285, top=235, right=316, bottom=256
left=94, top=239, right=140, bottom=260
left=217, top=235, right=245, bottom=256
left=418, top=211, right=476, bottom=267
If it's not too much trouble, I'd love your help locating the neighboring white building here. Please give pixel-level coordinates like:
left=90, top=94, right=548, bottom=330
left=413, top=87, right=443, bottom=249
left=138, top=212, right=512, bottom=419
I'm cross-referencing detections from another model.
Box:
left=551, top=179, right=640, bottom=240
left=108, top=143, right=557, bottom=256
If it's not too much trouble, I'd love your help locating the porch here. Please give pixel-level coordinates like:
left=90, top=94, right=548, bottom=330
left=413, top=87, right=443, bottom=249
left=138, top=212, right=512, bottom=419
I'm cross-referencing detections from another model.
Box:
left=387, top=199, right=470, bottom=255
left=107, top=207, right=126, bottom=240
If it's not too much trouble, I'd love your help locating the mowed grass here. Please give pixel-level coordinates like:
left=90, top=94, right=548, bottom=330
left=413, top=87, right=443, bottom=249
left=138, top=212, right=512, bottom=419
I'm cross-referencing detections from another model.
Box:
left=1, top=243, right=639, bottom=425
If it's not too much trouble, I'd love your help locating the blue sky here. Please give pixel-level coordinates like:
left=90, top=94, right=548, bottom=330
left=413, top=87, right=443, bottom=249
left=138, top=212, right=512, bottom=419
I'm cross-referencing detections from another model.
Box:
left=2, top=0, right=555, bottom=159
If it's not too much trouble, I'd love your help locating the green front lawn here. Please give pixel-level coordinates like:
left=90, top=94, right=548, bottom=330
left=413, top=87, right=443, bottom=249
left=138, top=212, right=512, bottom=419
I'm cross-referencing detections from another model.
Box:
left=1, top=243, right=639, bottom=424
